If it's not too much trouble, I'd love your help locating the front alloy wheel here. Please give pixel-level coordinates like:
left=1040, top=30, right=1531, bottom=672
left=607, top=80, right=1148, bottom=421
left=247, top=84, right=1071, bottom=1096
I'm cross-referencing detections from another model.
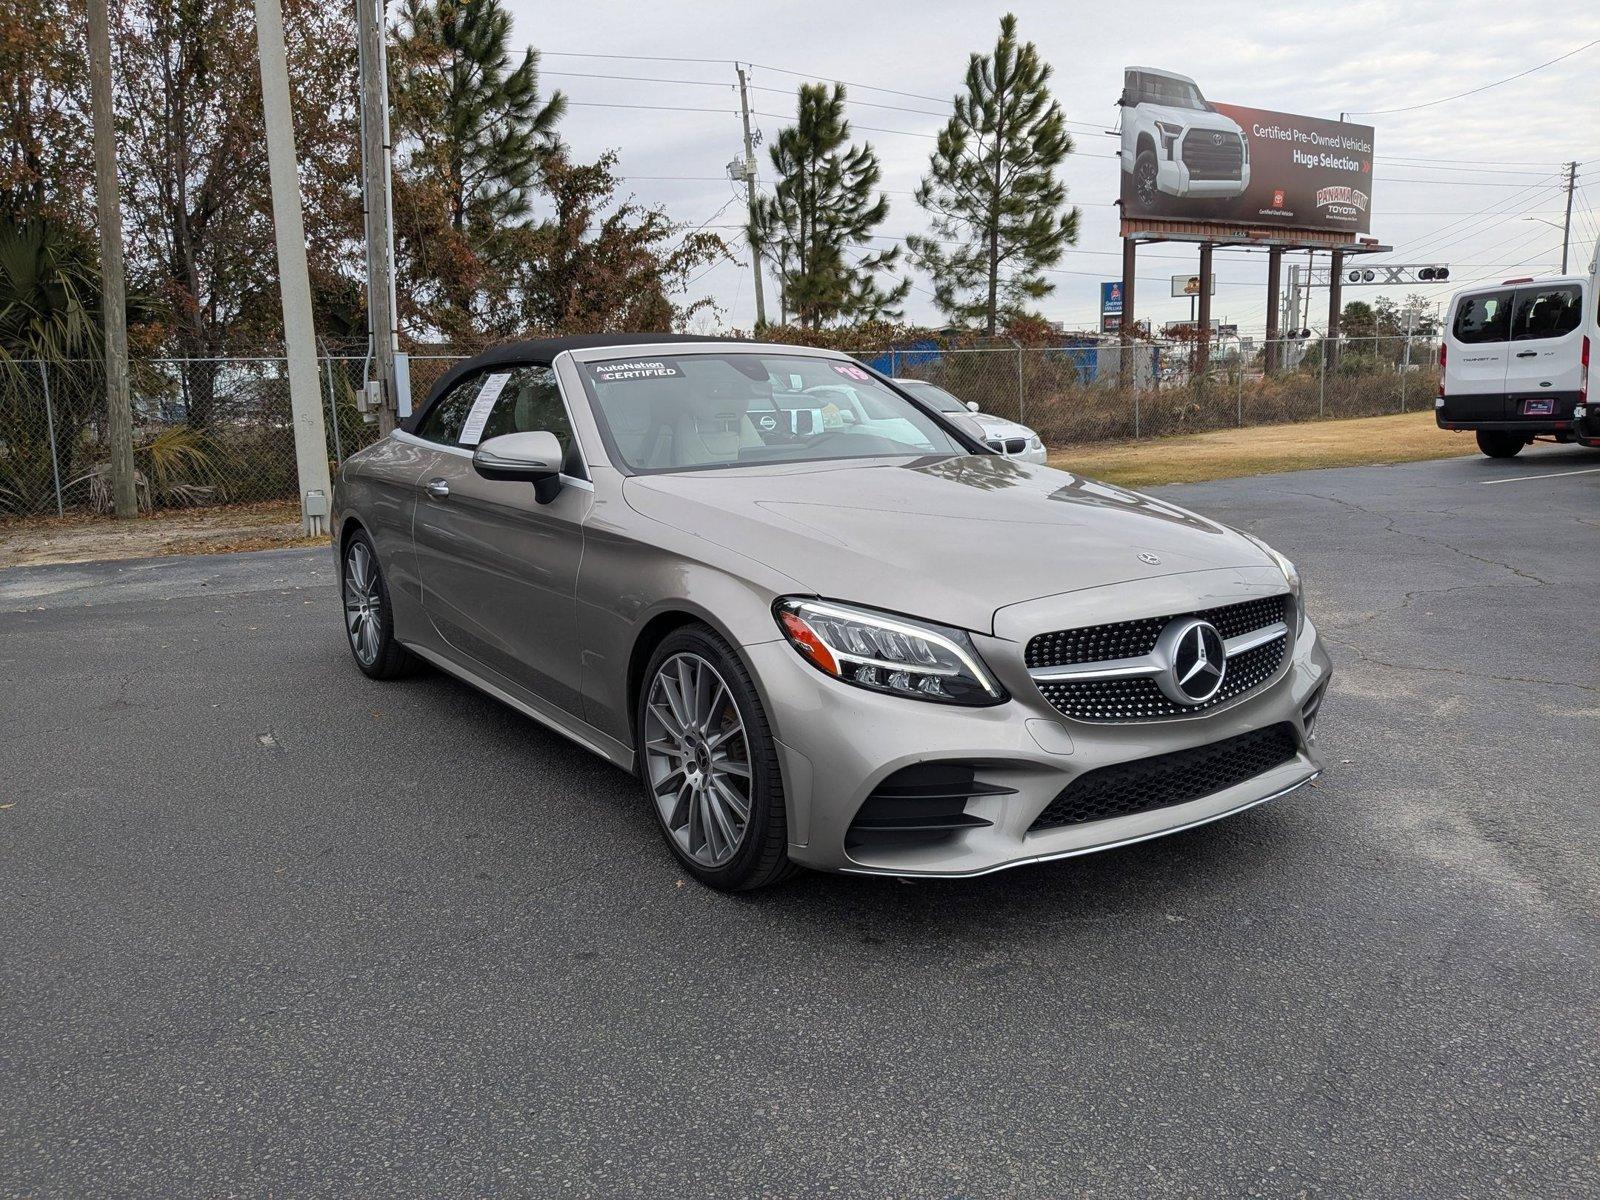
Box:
left=636, top=626, right=795, bottom=890
left=644, top=652, right=752, bottom=867
left=341, top=529, right=417, bottom=680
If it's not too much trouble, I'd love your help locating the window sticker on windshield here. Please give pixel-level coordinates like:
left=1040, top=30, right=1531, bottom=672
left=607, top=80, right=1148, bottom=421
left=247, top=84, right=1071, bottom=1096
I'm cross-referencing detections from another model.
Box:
left=831, top=363, right=871, bottom=382
left=591, top=359, right=683, bottom=383
left=459, top=372, right=510, bottom=446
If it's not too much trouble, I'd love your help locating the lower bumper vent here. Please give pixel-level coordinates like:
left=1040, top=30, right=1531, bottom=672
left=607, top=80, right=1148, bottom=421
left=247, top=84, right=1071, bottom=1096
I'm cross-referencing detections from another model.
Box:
left=1028, top=723, right=1300, bottom=833
left=847, top=762, right=1013, bottom=849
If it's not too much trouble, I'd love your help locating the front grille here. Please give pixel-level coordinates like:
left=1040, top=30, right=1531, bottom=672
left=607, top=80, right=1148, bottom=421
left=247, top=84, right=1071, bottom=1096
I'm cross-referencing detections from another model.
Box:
left=986, top=438, right=1005, bottom=453
left=1027, top=594, right=1290, bottom=723
left=1181, top=130, right=1245, bottom=181
left=1028, top=723, right=1299, bottom=832
left=1027, top=594, right=1287, bottom=669
left=1036, top=637, right=1285, bottom=721
left=1004, top=437, right=1027, bottom=455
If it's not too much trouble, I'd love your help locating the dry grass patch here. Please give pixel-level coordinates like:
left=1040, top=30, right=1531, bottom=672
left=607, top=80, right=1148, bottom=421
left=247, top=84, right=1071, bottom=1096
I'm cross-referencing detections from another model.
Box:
left=1049, top=411, right=1476, bottom=489
left=0, top=500, right=321, bottom=569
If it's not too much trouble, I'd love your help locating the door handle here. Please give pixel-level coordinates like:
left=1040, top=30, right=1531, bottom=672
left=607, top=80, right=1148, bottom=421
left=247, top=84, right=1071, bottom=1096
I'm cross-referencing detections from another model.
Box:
left=1515, top=351, right=1538, bottom=358
left=425, top=478, right=450, bottom=500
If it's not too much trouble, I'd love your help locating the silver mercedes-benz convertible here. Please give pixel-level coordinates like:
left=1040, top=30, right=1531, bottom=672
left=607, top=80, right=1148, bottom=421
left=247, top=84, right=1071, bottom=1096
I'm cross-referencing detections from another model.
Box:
left=332, top=334, right=1331, bottom=890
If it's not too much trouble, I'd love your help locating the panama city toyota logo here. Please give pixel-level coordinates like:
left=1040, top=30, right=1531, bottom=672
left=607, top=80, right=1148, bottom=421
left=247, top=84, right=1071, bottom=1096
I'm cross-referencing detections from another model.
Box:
left=1155, top=617, right=1227, bottom=706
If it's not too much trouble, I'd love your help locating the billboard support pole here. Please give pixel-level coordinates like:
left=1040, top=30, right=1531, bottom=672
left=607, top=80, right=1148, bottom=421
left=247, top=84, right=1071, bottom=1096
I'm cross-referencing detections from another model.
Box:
left=1327, top=249, right=1345, bottom=375
left=1264, top=247, right=1283, bottom=374
left=1119, top=237, right=1137, bottom=388
left=1196, top=243, right=1214, bottom=377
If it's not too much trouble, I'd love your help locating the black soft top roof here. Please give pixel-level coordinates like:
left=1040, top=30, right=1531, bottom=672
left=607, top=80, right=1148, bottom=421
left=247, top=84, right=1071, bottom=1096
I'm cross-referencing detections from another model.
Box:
left=404, top=333, right=739, bottom=433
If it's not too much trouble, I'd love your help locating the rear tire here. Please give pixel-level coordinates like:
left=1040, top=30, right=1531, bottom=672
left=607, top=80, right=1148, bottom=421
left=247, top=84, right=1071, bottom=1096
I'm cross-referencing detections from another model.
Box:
left=342, top=528, right=419, bottom=680
left=1476, top=430, right=1527, bottom=458
left=636, top=624, right=797, bottom=892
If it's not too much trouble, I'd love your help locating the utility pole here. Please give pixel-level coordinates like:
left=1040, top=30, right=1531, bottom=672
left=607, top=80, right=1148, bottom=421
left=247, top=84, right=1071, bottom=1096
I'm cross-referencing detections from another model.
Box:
left=357, top=0, right=402, bottom=433
left=86, top=0, right=137, bottom=520
left=735, top=65, right=768, bottom=329
left=254, top=0, right=333, bottom=536
left=1561, top=160, right=1577, bottom=274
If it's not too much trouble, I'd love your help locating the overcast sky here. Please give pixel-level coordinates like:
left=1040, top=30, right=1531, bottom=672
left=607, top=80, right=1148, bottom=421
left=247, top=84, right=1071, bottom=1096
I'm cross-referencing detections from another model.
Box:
left=504, top=0, right=1600, bottom=336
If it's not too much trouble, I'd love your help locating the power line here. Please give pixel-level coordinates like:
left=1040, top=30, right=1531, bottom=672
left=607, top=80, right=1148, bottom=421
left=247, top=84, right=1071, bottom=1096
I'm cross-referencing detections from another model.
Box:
left=1344, top=37, right=1600, bottom=115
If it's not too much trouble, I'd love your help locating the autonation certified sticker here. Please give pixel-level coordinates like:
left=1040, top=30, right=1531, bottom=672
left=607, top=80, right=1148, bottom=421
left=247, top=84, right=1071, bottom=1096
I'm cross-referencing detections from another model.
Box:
left=592, top=359, right=683, bottom=382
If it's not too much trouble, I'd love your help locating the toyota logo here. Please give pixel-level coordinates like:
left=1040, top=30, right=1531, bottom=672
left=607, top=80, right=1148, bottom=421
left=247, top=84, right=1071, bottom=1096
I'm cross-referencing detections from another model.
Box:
left=1154, top=617, right=1227, bottom=706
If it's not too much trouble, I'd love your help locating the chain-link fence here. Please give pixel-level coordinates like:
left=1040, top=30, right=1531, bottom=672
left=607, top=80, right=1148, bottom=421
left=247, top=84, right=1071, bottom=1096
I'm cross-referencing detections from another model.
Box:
left=0, top=353, right=473, bottom=518
left=3, top=337, right=1441, bottom=518
left=874, top=335, right=1443, bottom=443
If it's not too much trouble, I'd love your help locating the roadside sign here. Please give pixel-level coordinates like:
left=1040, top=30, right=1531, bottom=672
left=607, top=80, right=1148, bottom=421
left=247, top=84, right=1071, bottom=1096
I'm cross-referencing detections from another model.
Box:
left=1171, top=274, right=1217, bottom=298
left=1101, top=281, right=1123, bottom=316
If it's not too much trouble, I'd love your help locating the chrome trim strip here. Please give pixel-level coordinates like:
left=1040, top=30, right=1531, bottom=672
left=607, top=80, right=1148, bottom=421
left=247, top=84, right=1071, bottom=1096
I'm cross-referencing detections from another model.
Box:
left=1225, top=622, right=1288, bottom=657
left=1026, top=620, right=1288, bottom=683
left=1029, top=655, right=1161, bottom=683
left=837, top=769, right=1321, bottom=880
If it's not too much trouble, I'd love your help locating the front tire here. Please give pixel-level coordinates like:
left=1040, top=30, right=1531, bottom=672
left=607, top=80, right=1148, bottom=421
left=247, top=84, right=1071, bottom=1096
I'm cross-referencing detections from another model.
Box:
left=342, top=528, right=419, bottom=680
left=1134, top=148, right=1160, bottom=209
left=1476, top=430, right=1527, bottom=458
left=636, top=625, right=795, bottom=891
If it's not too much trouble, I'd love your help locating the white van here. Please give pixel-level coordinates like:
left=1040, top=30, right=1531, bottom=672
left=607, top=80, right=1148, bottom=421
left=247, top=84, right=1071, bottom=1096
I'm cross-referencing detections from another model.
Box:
left=1437, top=275, right=1592, bottom=457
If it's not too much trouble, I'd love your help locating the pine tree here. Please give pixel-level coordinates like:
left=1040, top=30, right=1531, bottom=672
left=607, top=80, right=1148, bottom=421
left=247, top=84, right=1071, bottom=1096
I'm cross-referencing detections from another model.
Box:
left=907, top=13, right=1079, bottom=335
left=394, top=0, right=565, bottom=236
left=750, top=83, right=907, bottom=329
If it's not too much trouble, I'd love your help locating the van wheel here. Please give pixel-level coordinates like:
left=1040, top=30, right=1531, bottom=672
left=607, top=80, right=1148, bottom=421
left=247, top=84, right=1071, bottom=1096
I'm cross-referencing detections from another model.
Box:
left=1476, top=431, right=1527, bottom=458
left=1134, top=149, right=1160, bottom=209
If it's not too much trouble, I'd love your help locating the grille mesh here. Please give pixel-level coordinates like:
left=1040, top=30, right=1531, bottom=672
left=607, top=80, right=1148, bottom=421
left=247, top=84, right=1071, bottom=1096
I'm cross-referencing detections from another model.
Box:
left=1028, top=723, right=1300, bottom=832
left=1181, top=131, right=1245, bottom=181
left=1036, top=637, right=1285, bottom=721
left=1026, top=594, right=1288, bottom=669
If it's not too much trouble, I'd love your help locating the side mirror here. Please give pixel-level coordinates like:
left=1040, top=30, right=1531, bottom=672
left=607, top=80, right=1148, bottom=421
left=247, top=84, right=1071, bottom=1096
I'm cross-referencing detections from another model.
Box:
left=965, top=400, right=981, bottom=413
left=474, top=430, right=564, bottom=503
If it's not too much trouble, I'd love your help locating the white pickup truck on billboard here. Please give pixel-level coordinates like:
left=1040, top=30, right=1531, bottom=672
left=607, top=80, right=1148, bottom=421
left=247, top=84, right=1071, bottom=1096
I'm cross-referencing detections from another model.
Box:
left=1119, top=67, right=1375, bottom=234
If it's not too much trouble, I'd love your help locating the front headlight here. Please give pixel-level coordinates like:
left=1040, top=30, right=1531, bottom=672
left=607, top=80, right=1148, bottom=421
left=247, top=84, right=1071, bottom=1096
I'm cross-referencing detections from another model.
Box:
left=1026, top=434, right=1044, bottom=451
left=1155, top=120, right=1183, bottom=156
left=774, top=598, right=1006, bottom=706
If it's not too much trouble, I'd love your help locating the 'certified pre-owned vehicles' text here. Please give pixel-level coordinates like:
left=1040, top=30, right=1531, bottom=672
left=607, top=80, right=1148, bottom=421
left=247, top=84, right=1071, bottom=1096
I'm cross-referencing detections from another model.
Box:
left=333, top=336, right=1330, bottom=890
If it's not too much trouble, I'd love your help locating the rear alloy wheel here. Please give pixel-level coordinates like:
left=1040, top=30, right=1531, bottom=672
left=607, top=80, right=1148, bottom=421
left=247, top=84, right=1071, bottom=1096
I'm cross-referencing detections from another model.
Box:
left=342, top=529, right=418, bottom=680
left=638, top=626, right=795, bottom=890
left=1476, top=430, right=1527, bottom=458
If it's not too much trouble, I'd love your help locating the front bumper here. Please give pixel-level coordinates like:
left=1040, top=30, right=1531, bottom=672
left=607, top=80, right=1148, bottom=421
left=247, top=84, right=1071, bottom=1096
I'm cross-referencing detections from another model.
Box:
left=1157, top=157, right=1249, bottom=199
left=748, top=571, right=1330, bottom=879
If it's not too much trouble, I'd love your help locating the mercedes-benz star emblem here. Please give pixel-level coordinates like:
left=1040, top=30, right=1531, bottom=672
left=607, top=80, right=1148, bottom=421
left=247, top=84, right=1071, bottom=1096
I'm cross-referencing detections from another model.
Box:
left=1154, top=617, right=1227, bottom=706
left=1138, top=551, right=1161, bottom=566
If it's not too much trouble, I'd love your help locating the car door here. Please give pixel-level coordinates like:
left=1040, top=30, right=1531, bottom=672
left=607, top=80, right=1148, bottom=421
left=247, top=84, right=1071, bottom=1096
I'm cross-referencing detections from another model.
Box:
left=411, top=365, right=592, bottom=716
left=1447, top=289, right=1513, bottom=419
left=1506, top=282, right=1585, bottom=419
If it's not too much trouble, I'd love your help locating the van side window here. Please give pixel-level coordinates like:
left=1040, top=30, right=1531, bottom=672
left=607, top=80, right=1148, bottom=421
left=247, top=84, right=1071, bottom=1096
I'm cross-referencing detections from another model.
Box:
left=1452, top=291, right=1512, bottom=344
left=1510, top=285, right=1582, bottom=341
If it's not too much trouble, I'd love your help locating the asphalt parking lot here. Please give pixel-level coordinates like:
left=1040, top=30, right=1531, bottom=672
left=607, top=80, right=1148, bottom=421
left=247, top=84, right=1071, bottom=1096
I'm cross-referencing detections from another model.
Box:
left=2, top=444, right=1597, bottom=1198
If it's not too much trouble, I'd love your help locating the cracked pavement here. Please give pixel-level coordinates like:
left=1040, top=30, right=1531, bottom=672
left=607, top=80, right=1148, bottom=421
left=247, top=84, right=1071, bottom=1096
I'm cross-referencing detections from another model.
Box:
left=1, top=445, right=1596, bottom=1197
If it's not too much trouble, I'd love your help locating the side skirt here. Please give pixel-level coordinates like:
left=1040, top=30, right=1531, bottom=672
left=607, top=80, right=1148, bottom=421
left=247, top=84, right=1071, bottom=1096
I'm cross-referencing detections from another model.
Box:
left=404, top=642, right=635, bottom=773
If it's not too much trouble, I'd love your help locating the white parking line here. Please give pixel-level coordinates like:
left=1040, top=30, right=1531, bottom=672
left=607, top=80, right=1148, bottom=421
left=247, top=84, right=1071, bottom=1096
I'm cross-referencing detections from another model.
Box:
left=1479, top=466, right=1600, bottom=485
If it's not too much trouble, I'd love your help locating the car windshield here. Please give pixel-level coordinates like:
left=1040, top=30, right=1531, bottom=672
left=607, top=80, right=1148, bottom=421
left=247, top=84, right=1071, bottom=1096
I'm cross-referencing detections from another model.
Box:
left=1136, top=74, right=1209, bottom=111
left=901, top=381, right=968, bottom=414
left=576, top=352, right=968, bottom=473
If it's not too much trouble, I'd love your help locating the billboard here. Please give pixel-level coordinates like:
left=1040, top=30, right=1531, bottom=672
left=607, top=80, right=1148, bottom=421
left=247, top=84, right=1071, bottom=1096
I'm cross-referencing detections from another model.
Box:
left=1171, top=274, right=1215, bottom=297
left=1119, top=67, right=1374, bottom=234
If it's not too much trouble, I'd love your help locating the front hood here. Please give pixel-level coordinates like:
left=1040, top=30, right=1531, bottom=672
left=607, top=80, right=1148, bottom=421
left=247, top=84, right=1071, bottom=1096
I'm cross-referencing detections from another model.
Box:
left=1140, top=105, right=1240, bottom=135
left=973, top=414, right=1035, bottom=440
left=624, top=455, right=1275, bottom=635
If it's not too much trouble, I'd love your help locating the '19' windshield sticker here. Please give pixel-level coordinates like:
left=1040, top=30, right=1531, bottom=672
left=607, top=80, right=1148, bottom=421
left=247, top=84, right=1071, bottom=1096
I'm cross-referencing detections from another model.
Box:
left=592, top=359, right=683, bottom=382
left=831, top=363, right=871, bottom=382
